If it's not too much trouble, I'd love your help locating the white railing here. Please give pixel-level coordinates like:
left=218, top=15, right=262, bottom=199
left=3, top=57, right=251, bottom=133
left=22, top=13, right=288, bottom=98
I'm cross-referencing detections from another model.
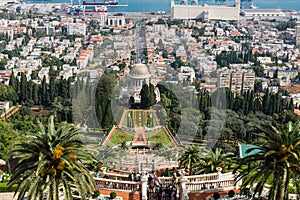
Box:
left=158, top=177, right=174, bottom=186
left=186, top=179, right=236, bottom=192
left=219, top=172, right=236, bottom=180
left=158, top=172, right=237, bottom=192
left=187, top=173, right=219, bottom=182
left=102, top=172, right=129, bottom=178
left=94, top=177, right=141, bottom=192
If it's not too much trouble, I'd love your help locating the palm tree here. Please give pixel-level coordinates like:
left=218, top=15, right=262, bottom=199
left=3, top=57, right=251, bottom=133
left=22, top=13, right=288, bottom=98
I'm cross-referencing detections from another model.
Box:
left=178, top=145, right=201, bottom=175
left=235, top=121, right=300, bottom=200
left=8, top=116, right=95, bottom=200
left=194, top=148, right=234, bottom=174
left=95, top=145, right=122, bottom=169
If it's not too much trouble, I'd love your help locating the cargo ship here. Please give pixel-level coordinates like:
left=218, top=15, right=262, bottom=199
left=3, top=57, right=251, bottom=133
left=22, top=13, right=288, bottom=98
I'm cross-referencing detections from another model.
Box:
left=83, top=0, right=118, bottom=6
left=85, top=5, right=108, bottom=12
left=69, top=5, right=108, bottom=13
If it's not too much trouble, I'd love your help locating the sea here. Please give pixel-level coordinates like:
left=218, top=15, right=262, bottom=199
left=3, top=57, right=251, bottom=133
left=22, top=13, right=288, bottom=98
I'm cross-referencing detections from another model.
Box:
left=24, top=0, right=300, bottom=12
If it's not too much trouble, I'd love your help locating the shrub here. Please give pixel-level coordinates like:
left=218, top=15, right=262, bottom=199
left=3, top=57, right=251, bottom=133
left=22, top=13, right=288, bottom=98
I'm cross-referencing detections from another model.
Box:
left=110, top=192, right=117, bottom=199
left=228, top=190, right=235, bottom=197
left=213, top=192, right=220, bottom=200
left=287, top=186, right=296, bottom=194
left=93, top=190, right=100, bottom=198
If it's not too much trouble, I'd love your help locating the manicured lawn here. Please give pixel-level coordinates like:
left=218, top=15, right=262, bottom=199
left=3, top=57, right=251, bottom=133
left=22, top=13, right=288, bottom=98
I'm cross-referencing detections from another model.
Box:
left=109, top=130, right=134, bottom=144
left=147, top=130, right=173, bottom=146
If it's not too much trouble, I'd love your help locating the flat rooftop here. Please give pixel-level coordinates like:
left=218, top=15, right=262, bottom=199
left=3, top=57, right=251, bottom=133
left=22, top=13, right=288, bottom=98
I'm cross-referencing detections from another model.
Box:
left=242, top=9, right=283, bottom=13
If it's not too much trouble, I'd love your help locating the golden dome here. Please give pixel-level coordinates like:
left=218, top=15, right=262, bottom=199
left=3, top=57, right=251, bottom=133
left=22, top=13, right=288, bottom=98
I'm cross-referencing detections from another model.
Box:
left=130, top=64, right=150, bottom=76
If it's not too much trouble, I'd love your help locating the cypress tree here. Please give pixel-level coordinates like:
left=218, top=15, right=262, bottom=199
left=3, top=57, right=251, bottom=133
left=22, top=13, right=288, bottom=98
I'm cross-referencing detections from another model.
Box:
left=40, top=76, right=48, bottom=106
left=32, top=83, right=39, bottom=104
left=289, top=98, right=294, bottom=111
left=262, top=88, right=270, bottom=115
left=49, top=76, right=55, bottom=103
left=149, top=84, right=156, bottom=106
left=248, top=90, right=254, bottom=112
left=140, top=84, right=150, bottom=109
left=20, top=73, right=27, bottom=103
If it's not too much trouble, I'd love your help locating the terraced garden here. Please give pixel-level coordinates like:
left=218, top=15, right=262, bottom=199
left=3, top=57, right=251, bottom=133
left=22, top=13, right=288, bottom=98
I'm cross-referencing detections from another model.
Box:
left=109, top=130, right=134, bottom=145
left=146, top=130, right=173, bottom=146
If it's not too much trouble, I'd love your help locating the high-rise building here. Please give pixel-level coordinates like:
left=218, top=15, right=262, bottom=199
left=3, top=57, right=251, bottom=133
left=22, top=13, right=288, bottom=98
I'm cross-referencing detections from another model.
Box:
left=217, top=68, right=255, bottom=94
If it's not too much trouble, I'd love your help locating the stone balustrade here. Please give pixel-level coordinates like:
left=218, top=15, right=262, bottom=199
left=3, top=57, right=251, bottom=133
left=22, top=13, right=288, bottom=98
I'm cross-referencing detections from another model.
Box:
left=94, top=177, right=141, bottom=192
left=186, top=179, right=236, bottom=192
left=93, top=171, right=240, bottom=200
left=186, top=173, right=219, bottom=182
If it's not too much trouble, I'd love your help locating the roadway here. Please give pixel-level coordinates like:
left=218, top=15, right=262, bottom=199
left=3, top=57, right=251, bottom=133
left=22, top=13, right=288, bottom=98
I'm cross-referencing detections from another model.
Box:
left=134, top=22, right=145, bottom=64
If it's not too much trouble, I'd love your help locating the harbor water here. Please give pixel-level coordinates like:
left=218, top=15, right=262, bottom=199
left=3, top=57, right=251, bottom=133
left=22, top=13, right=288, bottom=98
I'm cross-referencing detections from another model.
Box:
left=24, top=0, right=300, bottom=12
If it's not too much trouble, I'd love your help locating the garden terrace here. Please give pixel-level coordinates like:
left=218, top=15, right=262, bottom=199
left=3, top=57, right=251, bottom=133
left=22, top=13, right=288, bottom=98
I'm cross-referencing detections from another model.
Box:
left=108, top=129, right=135, bottom=145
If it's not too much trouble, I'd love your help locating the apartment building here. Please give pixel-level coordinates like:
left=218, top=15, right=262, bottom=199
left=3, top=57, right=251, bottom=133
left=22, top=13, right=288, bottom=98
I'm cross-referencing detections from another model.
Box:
left=67, top=22, right=86, bottom=36
left=217, top=67, right=255, bottom=94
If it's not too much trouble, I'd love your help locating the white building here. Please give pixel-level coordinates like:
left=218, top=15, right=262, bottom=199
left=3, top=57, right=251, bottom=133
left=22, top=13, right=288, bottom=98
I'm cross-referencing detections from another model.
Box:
left=107, top=15, right=126, bottom=27
left=0, top=101, right=10, bottom=112
left=67, top=23, right=87, bottom=36
left=241, top=9, right=285, bottom=17
left=128, top=63, right=151, bottom=103
left=171, top=0, right=240, bottom=21
left=178, top=66, right=196, bottom=83
left=38, top=67, right=50, bottom=81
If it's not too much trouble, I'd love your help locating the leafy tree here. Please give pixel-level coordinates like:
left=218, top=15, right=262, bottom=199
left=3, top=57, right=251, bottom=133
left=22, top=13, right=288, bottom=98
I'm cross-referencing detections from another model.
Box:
left=252, top=65, right=265, bottom=77
left=0, top=84, right=18, bottom=103
left=0, top=57, right=8, bottom=70
left=9, top=116, right=95, bottom=200
left=0, top=120, right=18, bottom=174
left=95, top=73, right=117, bottom=130
left=254, top=80, right=263, bottom=93
left=276, top=19, right=296, bottom=31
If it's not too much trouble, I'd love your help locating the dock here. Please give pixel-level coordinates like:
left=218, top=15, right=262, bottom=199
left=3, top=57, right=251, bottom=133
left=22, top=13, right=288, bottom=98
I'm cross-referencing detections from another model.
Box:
left=106, top=4, right=128, bottom=7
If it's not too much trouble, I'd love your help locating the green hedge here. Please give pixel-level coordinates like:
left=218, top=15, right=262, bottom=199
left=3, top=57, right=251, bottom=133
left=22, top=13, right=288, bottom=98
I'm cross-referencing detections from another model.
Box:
left=0, top=181, right=17, bottom=192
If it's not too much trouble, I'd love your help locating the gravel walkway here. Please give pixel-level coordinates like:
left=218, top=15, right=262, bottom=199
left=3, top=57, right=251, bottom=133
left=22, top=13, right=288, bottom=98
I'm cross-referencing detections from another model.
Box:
left=0, top=193, right=18, bottom=200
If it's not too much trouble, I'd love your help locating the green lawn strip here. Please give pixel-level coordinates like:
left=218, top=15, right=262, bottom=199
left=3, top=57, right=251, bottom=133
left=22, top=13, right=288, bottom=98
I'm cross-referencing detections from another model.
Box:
left=109, top=130, right=134, bottom=144
left=123, top=111, right=128, bottom=126
left=142, top=112, right=146, bottom=126
left=147, top=130, right=172, bottom=145
left=149, top=112, right=158, bottom=127
left=0, top=181, right=18, bottom=192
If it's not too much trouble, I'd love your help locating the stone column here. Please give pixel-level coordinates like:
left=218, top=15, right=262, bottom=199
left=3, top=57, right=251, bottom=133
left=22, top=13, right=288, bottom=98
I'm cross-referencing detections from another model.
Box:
left=179, top=176, right=189, bottom=200
left=216, top=167, right=222, bottom=189
left=141, top=175, right=148, bottom=200
left=216, top=167, right=222, bottom=180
